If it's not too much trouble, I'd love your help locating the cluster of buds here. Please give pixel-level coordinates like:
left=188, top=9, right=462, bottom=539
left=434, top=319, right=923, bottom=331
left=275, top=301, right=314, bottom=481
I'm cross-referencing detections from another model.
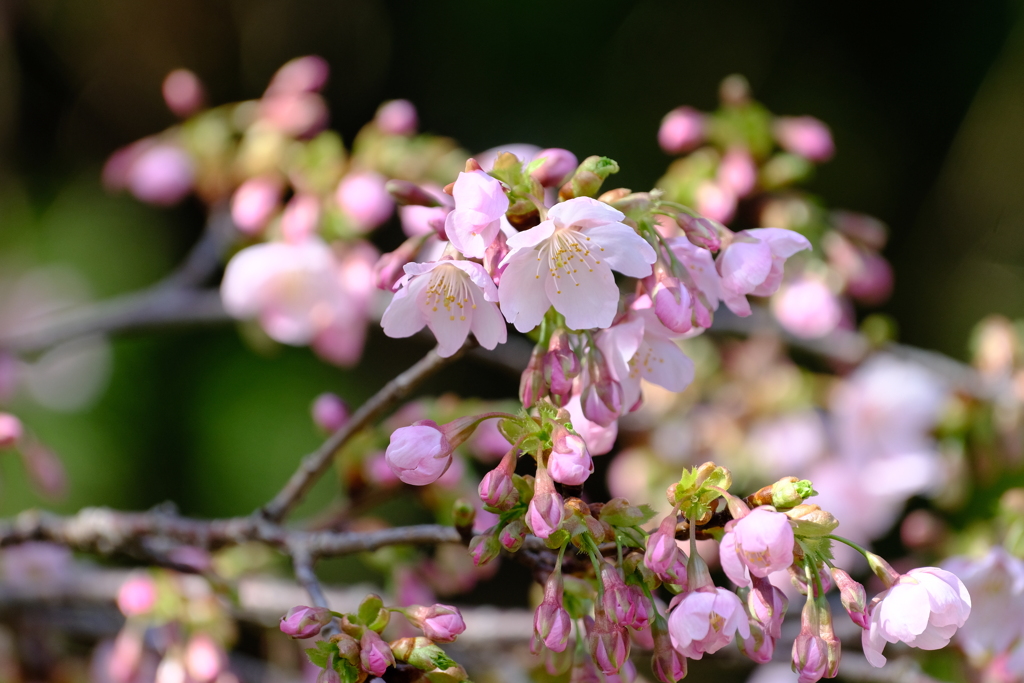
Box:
left=657, top=75, right=894, bottom=340
left=281, top=595, right=468, bottom=683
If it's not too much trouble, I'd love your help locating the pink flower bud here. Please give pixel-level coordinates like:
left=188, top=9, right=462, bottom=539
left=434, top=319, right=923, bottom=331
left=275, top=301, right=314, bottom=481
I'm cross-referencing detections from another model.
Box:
left=386, top=416, right=481, bottom=486
left=311, top=393, right=348, bottom=433
left=533, top=570, right=572, bottom=653
left=600, top=564, right=637, bottom=625
left=478, top=447, right=519, bottom=510
left=739, top=622, right=775, bottom=664
left=667, top=588, right=749, bottom=659
left=774, top=116, right=835, bottom=162
left=588, top=607, right=630, bottom=675
left=282, top=194, right=321, bottom=243
left=846, top=253, right=893, bottom=305
left=548, top=426, right=593, bottom=486
left=581, top=354, right=623, bottom=428
left=645, top=513, right=679, bottom=577
left=108, top=629, right=144, bottom=683
left=444, top=170, right=509, bottom=259
left=747, top=576, right=788, bottom=640
left=184, top=635, right=225, bottom=682
left=231, top=177, right=281, bottom=235
left=830, top=567, right=868, bottom=629
left=336, top=172, right=394, bottom=232
left=695, top=180, right=737, bottom=224
left=405, top=603, right=466, bottom=643
left=652, top=277, right=693, bottom=335
left=772, top=278, right=843, bottom=339
left=675, top=214, right=722, bottom=251
left=531, top=149, right=578, bottom=188
left=544, top=330, right=580, bottom=404
left=0, top=413, right=23, bottom=448
left=792, top=633, right=828, bottom=683
left=260, top=92, right=328, bottom=137
left=374, top=238, right=421, bottom=292
left=520, top=347, right=549, bottom=409
left=498, top=519, right=527, bottom=551
left=280, top=605, right=332, bottom=638
left=360, top=629, right=396, bottom=676
left=526, top=463, right=564, bottom=540
left=661, top=548, right=689, bottom=588
left=627, top=584, right=653, bottom=630
left=376, top=99, right=418, bottom=136
left=127, top=144, right=194, bottom=206
left=483, top=230, right=509, bottom=285
left=117, top=574, right=157, bottom=616
left=651, top=622, right=688, bottom=683
left=266, top=56, right=330, bottom=95
left=720, top=507, right=795, bottom=588
left=162, top=69, right=205, bottom=118
left=658, top=107, right=705, bottom=155
left=469, top=527, right=501, bottom=566
left=717, top=148, right=757, bottom=197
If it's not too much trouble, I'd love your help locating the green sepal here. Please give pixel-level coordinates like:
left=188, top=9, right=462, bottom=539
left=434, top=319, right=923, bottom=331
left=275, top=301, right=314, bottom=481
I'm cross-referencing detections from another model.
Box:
left=305, top=640, right=339, bottom=669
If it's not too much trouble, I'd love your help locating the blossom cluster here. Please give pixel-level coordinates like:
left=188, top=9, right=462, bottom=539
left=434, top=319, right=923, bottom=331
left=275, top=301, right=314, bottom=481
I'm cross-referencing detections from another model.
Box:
left=279, top=595, right=469, bottom=683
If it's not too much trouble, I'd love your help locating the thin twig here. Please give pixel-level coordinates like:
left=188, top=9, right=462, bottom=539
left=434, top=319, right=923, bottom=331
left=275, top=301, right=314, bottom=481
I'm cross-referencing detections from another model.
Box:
left=259, top=341, right=475, bottom=523
left=0, top=507, right=460, bottom=558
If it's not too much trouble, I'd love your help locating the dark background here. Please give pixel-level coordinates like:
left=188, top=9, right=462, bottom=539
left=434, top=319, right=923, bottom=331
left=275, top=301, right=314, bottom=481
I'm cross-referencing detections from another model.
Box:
left=0, top=0, right=1022, bottom=521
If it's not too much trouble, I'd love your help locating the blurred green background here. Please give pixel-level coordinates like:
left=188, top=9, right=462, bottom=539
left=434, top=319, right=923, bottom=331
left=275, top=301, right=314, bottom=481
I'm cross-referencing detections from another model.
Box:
left=0, top=0, right=1023, bottom=520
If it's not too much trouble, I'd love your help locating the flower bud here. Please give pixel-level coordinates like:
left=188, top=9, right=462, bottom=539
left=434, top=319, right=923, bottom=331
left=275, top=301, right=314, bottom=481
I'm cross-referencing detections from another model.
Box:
left=717, top=148, right=757, bottom=197
left=830, top=567, right=868, bottom=628
left=498, top=519, right=527, bottom=552
left=520, top=346, right=549, bottom=409
left=387, top=180, right=442, bottom=207
left=478, top=447, right=519, bottom=510
left=645, top=513, right=679, bottom=576
left=483, top=231, right=509, bottom=285
left=360, top=629, right=396, bottom=676
left=117, top=574, right=157, bottom=616
left=600, top=563, right=637, bottom=625
left=386, top=416, right=482, bottom=486
left=526, top=463, right=564, bottom=540
left=652, top=275, right=693, bottom=335
left=280, top=605, right=332, bottom=638
left=581, top=352, right=623, bottom=427
left=533, top=570, right=572, bottom=653
left=469, top=527, right=501, bottom=566
left=544, top=330, right=580, bottom=405
left=694, top=180, right=737, bottom=224
left=675, top=213, right=722, bottom=251
left=266, top=56, right=329, bottom=95
left=0, top=413, right=23, bottom=449
left=651, top=620, right=688, bottom=683
left=548, top=426, right=593, bottom=486
left=588, top=606, right=630, bottom=675
left=185, top=634, right=225, bottom=682
left=739, top=621, right=775, bottom=664
left=404, top=604, right=466, bottom=643
left=336, top=172, right=394, bottom=233
left=312, top=393, right=348, bottom=433
left=282, top=193, right=321, bottom=243
left=784, top=504, right=839, bottom=536
left=559, top=156, right=620, bottom=201
left=231, top=176, right=281, bottom=235
left=162, top=69, right=205, bottom=118
left=374, top=237, right=421, bottom=292
left=774, top=116, right=834, bottom=162
left=792, top=632, right=828, bottom=683
left=658, top=107, right=705, bottom=155
left=376, top=99, right=418, bottom=136
left=531, top=148, right=578, bottom=188
left=127, top=144, right=194, bottom=206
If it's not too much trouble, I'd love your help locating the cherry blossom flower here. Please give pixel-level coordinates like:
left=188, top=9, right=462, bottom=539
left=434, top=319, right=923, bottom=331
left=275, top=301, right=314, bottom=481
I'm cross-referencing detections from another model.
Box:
left=861, top=567, right=971, bottom=667
left=771, top=277, right=843, bottom=338
left=565, top=392, right=618, bottom=456
left=444, top=170, right=509, bottom=258
left=360, top=630, right=396, bottom=676
left=526, top=459, right=564, bottom=539
left=717, top=148, right=757, bottom=197
left=667, top=587, right=750, bottom=659
left=945, top=548, right=1024, bottom=665
left=773, top=116, right=835, bottom=162
left=336, top=171, right=394, bottom=232
left=498, top=197, right=656, bottom=332
left=0, top=413, right=23, bottom=448
left=405, top=603, right=467, bottom=643
left=716, top=228, right=811, bottom=316
left=719, top=507, right=795, bottom=587
left=596, top=307, right=695, bottom=412
left=659, top=107, right=705, bottom=154
left=385, top=420, right=456, bottom=485
left=381, top=260, right=507, bottom=357
left=548, top=424, right=593, bottom=485
left=280, top=606, right=332, bottom=638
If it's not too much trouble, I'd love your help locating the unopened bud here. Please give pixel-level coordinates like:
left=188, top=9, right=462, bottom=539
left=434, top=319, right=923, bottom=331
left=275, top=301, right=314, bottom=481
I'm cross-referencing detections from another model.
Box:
left=785, top=504, right=838, bottom=536
left=772, top=478, right=816, bottom=509
left=468, top=527, right=501, bottom=566
left=531, top=148, right=579, bottom=188
left=375, top=99, right=418, bottom=136
left=386, top=180, right=442, bottom=207
left=498, top=519, right=527, bottom=551
left=162, top=69, right=205, bottom=118
left=675, top=213, right=723, bottom=251
left=520, top=346, right=549, bottom=409
left=312, top=393, right=349, bottom=433
left=280, top=605, right=332, bottom=638
left=452, top=499, right=475, bottom=530
left=0, top=413, right=23, bottom=449
left=559, top=156, right=620, bottom=200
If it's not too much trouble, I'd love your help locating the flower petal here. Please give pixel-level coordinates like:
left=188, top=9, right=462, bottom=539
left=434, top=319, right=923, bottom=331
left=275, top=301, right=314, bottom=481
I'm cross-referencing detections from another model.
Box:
left=497, top=251, right=552, bottom=333
left=583, top=223, right=657, bottom=278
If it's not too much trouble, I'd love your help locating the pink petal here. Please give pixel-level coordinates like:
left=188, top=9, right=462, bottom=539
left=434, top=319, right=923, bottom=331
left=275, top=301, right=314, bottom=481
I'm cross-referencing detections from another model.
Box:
left=583, top=223, right=657, bottom=278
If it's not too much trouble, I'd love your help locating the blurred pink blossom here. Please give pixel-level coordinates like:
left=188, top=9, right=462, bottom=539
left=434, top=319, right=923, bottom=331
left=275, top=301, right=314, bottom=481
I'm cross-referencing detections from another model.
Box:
left=716, top=228, right=811, bottom=317
left=117, top=574, right=157, bottom=616
left=281, top=194, right=322, bottom=243
left=0, top=413, right=22, bottom=448
left=530, top=148, right=578, bottom=188
left=124, top=144, right=195, bottom=206
left=311, top=393, right=348, bottom=433
left=945, top=548, right=1024, bottom=666
left=717, top=148, right=757, bottom=197
left=774, top=116, right=835, bottom=162
left=658, top=107, right=705, bottom=155
left=771, top=277, right=843, bottom=338
left=336, top=172, right=394, bottom=232
left=694, top=180, right=736, bottom=224
left=162, top=69, right=205, bottom=118
left=231, top=177, right=281, bottom=235
left=376, top=99, right=418, bottom=136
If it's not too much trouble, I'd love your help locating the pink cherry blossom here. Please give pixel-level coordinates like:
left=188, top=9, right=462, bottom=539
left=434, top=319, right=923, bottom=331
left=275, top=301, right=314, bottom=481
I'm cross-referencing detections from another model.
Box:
left=645, top=513, right=679, bottom=577
left=311, top=393, right=348, bottom=433
left=596, top=307, right=695, bottom=413
left=720, top=507, right=795, bottom=587
left=658, top=107, right=705, bottom=155
left=231, top=176, right=281, bottom=235
left=944, top=548, right=1024, bottom=664
left=547, top=425, right=593, bottom=485
left=695, top=180, right=737, bottom=224
left=498, top=197, right=656, bottom=332
left=792, top=632, right=828, bottom=683
left=406, top=603, right=466, bottom=643
left=0, top=413, right=23, bottom=448
left=281, top=194, right=321, bottom=243
left=360, top=630, right=396, bottom=676
left=771, top=277, right=843, bottom=338
left=117, top=574, right=157, bottom=616
left=381, top=260, right=507, bottom=357
left=589, top=606, right=630, bottom=674
left=861, top=567, right=971, bottom=667
left=336, top=171, right=394, bottom=232
left=184, top=635, right=225, bottom=682
left=220, top=238, right=375, bottom=364
left=667, top=587, right=750, bottom=659
left=280, top=605, right=332, bottom=638
left=774, top=116, right=835, bottom=162
left=126, top=144, right=194, bottom=206
left=526, top=460, right=564, bottom=539
left=716, top=228, right=812, bottom=316
left=444, top=171, right=509, bottom=258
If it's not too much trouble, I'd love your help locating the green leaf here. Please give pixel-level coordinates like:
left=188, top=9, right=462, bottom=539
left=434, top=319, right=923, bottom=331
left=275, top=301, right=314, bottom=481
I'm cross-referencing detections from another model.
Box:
left=357, top=594, right=384, bottom=626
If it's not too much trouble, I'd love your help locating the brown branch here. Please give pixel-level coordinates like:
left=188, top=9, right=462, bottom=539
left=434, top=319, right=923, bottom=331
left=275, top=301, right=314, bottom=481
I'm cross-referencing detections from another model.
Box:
left=258, top=340, right=475, bottom=523
left=0, top=507, right=459, bottom=559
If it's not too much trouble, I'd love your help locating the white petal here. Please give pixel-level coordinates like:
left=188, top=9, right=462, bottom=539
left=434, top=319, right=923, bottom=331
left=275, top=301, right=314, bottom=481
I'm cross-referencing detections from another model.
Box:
left=583, top=223, right=657, bottom=278
left=468, top=288, right=507, bottom=350
left=381, top=279, right=427, bottom=339
left=545, top=262, right=619, bottom=330
left=497, top=251, right=552, bottom=333
left=504, top=220, right=555, bottom=255
left=548, top=196, right=625, bottom=229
